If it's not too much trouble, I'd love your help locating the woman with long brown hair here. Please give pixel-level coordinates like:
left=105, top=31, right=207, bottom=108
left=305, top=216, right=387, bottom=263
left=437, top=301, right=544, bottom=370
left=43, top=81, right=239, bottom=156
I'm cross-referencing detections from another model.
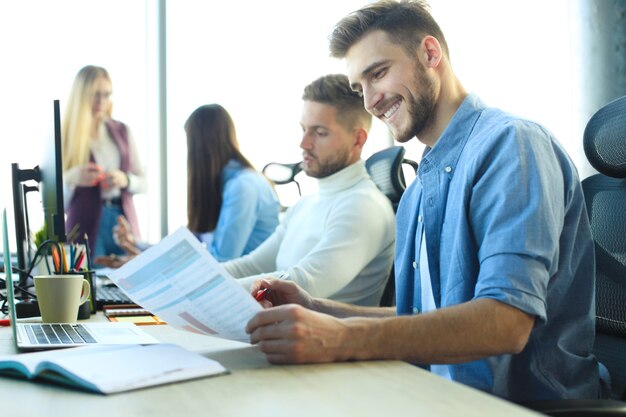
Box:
left=185, top=104, right=279, bottom=260
left=99, top=104, right=280, bottom=264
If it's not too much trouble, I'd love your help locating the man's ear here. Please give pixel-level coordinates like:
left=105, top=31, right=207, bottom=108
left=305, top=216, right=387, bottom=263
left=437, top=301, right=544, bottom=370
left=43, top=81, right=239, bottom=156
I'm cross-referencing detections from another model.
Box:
left=421, top=35, right=443, bottom=69
left=354, top=127, right=368, bottom=150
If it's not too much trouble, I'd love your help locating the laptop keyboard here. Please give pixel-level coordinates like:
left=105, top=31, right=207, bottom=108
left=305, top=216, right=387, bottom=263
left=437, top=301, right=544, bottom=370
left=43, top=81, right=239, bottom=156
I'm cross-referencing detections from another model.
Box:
left=24, top=323, right=97, bottom=345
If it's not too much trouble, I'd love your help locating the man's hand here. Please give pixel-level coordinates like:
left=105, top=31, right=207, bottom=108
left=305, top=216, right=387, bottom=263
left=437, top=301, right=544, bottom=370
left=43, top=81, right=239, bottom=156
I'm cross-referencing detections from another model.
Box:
left=249, top=278, right=314, bottom=310
left=113, top=215, right=140, bottom=255
left=246, top=304, right=349, bottom=364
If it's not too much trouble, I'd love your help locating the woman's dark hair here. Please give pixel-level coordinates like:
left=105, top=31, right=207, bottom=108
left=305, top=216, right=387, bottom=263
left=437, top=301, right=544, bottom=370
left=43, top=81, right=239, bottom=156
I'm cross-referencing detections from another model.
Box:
left=185, top=104, right=253, bottom=232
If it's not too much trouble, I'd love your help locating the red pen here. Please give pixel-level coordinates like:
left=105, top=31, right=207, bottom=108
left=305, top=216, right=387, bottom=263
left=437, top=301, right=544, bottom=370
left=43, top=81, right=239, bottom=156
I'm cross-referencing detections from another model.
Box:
left=0, top=319, right=10, bottom=326
left=254, top=288, right=271, bottom=302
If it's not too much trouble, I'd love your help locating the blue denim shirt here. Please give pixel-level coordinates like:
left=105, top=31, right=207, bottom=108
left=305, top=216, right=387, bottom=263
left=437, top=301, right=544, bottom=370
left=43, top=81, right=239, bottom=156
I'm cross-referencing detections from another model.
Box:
left=395, top=94, right=600, bottom=401
left=197, top=160, right=279, bottom=261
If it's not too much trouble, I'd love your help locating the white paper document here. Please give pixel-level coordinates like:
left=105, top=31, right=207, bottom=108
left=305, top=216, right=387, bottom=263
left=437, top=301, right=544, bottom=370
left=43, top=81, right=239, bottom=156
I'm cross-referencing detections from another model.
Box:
left=108, top=227, right=261, bottom=342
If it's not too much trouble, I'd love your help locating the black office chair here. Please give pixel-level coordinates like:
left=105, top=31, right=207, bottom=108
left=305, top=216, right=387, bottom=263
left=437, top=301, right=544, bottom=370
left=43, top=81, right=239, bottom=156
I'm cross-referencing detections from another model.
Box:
left=365, top=146, right=418, bottom=307
left=262, top=162, right=303, bottom=192
left=262, top=161, right=303, bottom=210
left=522, top=95, right=626, bottom=416
left=582, top=94, right=626, bottom=402
left=365, top=145, right=418, bottom=212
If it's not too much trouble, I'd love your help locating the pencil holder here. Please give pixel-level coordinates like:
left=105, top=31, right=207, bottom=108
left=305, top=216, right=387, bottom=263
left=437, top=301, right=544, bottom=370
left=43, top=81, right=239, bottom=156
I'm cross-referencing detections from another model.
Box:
left=77, top=298, right=91, bottom=320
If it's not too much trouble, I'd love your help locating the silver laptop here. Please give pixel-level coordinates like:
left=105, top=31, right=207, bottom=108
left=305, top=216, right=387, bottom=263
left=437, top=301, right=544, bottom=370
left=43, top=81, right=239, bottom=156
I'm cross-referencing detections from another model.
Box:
left=2, top=209, right=159, bottom=351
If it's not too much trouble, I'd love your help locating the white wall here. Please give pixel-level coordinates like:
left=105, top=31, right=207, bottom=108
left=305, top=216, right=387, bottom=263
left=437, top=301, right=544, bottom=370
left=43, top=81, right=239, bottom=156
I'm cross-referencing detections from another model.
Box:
left=164, top=0, right=390, bottom=231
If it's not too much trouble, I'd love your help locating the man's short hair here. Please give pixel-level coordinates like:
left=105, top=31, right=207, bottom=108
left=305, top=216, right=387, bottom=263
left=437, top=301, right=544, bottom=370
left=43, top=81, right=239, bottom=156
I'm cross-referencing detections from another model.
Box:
left=329, top=0, right=449, bottom=61
left=302, top=74, right=372, bottom=132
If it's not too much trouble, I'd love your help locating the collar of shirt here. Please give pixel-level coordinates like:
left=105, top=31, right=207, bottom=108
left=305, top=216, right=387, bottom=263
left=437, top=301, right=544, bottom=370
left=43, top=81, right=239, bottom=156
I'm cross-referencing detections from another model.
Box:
left=221, top=159, right=246, bottom=185
left=316, top=159, right=369, bottom=196
left=418, top=93, right=485, bottom=181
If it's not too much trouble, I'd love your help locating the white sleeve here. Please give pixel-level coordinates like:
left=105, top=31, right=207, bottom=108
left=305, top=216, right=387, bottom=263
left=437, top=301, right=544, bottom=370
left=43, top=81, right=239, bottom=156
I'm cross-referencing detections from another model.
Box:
left=63, top=166, right=82, bottom=207
left=125, top=128, right=147, bottom=195
left=222, top=221, right=286, bottom=278
left=237, top=190, right=394, bottom=296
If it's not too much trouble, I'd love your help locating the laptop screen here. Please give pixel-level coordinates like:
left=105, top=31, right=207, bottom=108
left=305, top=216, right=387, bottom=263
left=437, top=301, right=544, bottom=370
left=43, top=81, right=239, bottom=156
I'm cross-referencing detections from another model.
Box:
left=2, top=208, right=20, bottom=345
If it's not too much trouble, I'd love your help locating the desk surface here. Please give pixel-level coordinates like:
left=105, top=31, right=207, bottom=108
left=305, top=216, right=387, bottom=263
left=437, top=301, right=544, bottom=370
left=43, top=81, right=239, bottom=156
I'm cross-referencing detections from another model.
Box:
left=0, top=316, right=542, bottom=417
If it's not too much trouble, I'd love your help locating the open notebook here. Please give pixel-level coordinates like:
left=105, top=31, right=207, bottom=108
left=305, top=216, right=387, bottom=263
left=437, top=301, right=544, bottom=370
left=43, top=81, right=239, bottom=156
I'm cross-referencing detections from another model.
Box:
left=2, top=209, right=159, bottom=351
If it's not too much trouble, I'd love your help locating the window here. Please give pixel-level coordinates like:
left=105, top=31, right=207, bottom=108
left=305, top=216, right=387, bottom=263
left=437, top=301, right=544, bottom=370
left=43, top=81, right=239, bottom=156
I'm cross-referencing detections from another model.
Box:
left=0, top=0, right=587, bottom=252
left=164, top=0, right=389, bottom=230
left=0, top=0, right=152, bottom=248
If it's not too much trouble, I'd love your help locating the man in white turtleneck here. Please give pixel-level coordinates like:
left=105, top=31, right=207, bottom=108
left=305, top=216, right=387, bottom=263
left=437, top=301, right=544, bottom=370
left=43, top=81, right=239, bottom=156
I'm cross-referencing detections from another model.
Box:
left=223, top=74, right=395, bottom=306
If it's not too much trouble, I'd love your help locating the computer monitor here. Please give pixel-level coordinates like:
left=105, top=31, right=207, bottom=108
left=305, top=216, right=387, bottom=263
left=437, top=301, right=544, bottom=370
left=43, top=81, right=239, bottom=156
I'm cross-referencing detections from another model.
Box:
left=12, top=160, right=41, bottom=289
left=11, top=99, right=66, bottom=289
left=39, top=99, right=67, bottom=243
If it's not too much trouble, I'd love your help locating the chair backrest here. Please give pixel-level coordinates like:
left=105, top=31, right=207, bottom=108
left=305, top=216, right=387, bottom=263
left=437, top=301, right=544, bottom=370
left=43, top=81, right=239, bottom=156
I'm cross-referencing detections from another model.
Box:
left=365, top=146, right=418, bottom=307
left=365, top=146, right=418, bottom=213
left=581, top=94, right=626, bottom=400
left=262, top=162, right=303, bottom=210
left=262, top=162, right=303, bottom=188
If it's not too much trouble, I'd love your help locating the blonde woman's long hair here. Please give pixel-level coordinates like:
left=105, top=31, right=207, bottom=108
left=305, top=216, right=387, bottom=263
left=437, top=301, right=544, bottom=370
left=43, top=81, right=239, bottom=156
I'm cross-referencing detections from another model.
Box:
left=62, top=65, right=113, bottom=171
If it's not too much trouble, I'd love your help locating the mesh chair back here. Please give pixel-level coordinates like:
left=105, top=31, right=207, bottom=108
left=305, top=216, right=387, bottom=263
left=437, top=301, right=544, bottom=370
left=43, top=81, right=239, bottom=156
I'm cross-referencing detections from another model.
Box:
left=365, top=146, right=408, bottom=211
left=584, top=95, right=626, bottom=178
left=365, top=146, right=418, bottom=306
left=582, top=95, right=626, bottom=400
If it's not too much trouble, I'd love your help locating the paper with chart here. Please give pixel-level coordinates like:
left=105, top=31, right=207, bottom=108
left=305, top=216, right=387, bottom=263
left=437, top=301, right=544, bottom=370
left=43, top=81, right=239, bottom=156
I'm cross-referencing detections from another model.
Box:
left=107, top=227, right=261, bottom=342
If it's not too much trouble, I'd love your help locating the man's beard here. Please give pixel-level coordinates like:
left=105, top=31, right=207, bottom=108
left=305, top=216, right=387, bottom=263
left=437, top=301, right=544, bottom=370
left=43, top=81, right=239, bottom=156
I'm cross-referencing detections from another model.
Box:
left=394, top=61, right=437, bottom=143
left=304, top=148, right=351, bottom=179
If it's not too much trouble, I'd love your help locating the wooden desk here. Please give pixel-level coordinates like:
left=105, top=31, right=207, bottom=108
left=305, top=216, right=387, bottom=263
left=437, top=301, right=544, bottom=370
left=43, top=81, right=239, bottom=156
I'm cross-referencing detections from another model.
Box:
left=0, top=317, right=542, bottom=417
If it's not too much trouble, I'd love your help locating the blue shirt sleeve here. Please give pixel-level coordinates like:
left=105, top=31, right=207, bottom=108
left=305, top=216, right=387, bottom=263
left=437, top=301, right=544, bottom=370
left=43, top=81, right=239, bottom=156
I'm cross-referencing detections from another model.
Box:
left=469, top=119, right=566, bottom=322
left=210, top=173, right=260, bottom=261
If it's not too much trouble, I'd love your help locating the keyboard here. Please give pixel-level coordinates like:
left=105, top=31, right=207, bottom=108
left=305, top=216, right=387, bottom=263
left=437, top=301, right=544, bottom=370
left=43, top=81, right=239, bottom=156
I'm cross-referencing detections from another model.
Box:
left=96, top=285, right=133, bottom=309
left=24, top=323, right=96, bottom=345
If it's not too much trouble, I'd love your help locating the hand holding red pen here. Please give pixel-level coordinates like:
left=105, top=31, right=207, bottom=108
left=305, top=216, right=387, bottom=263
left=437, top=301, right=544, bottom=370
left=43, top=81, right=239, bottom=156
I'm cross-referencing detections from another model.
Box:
left=249, top=278, right=313, bottom=310
left=254, top=288, right=271, bottom=302
left=246, top=280, right=346, bottom=364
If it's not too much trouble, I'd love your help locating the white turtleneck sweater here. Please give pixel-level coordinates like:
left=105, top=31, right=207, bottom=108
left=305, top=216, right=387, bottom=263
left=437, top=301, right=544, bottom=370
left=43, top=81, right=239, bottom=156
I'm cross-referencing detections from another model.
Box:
left=223, top=160, right=395, bottom=306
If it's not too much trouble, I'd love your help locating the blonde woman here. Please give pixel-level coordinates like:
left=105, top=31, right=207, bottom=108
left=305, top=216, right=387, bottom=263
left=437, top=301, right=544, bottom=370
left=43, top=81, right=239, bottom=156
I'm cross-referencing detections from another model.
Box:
left=63, top=65, right=146, bottom=258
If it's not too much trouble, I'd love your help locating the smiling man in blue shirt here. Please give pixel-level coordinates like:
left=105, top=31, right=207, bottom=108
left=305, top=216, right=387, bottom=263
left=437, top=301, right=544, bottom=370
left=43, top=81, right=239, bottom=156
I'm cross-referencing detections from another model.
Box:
left=245, top=0, right=603, bottom=402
